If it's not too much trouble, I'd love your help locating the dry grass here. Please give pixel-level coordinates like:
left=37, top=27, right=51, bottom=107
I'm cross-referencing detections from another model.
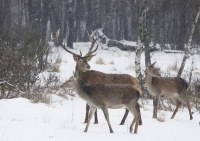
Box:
left=55, top=55, right=62, bottom=64
left=194, top=72, right=200, bottom=76
left=30, top=93, right=52, bottom=104
left=126, top=65, right=135, bottom=70
left=23, top=73, right=69, bottom=104
left=49, top=55, right=62, bottom=72
left=95, top=57, right=106, bottom=65
left=168, top=59, right=179, bottom=71
left=51, top=64, right=60, bottom=72
left=109, top=60, right=114, bottom=65
left=110, top=67, right=117, bottom=71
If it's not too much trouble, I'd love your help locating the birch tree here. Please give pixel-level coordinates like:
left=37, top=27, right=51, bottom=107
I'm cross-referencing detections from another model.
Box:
left=177, top=7, right=200, bottom=77
left=135, top=0, right=145, bottom=88
left=67, top=0, right=75, bottom=48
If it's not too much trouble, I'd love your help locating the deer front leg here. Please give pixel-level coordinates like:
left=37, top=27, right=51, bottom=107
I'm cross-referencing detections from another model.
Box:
left=84, top=106, right=96, bottom=132
left=94, top=109, right=98, bottom=124
left=84, top=104, right=90, bottom=123
left=101, top=106, right=114, bottom=133
left=153, top=96, right=159, bottom=119
left=84, top=104, right=98, bottom=124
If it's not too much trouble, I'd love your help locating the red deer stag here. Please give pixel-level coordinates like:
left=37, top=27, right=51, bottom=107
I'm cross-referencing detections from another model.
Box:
left=52, top=29, right=142, bottom=125
left=62, top=72, right=141, bottom=133
left=145, top=62, right=193, bottom=120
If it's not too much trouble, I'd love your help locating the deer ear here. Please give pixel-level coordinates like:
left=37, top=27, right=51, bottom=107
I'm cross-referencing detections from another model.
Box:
left=152, top=61, right=156, bottom=67
left=73, top=56, right=79, bottom=61
left=85, top=56, right=93, bottom=61
left=86, top=53, right=96, bottom=61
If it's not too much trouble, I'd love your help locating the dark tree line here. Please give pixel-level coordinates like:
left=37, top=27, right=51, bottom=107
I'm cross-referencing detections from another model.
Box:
left=0, top=0, right=200, bottom=49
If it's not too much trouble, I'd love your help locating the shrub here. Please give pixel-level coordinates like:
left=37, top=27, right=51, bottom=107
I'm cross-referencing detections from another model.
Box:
left=95, top=57, right=105, bottom=65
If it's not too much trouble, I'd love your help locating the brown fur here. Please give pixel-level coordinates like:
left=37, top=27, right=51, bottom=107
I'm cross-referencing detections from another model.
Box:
left=58, top=39, right=140, bottom=125
left=79, top=70, right=138, bottom=86
left=63, top=76, right=141, bottom=133
left=145, top=63, right=193, bottom=120
left=75, top=70, right=142, bottom=125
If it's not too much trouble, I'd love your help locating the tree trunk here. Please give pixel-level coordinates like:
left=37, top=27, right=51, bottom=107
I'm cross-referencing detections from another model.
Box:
left=177, top=7, right=200, bottom=77
left=49, top=0, right=59, bottom=45
left=24, top=0, right=30, bottom=28
left=135, top=0, right=145, bottom=89
left=40, top=0, right=49, bottom=42
left=67, top=0, right=75, bottom=48
left=177, top=0, right=187, bottom=51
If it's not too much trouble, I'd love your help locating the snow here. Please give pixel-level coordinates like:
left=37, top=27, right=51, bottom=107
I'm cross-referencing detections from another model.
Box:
left=0, top=42, right=200, bottom=141
left=163, top=50, right=184, bottom=54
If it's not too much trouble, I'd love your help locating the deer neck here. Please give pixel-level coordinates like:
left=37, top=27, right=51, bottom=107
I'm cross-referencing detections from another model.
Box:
left=145, top=73, right=154, bottom=88
left=75, top=69, right=85, bottom=81
left=74, top=77, right=89, bottom=100
left=74, top=79, right=84, bottom=92
left=145, top=72, right=160, bottom=96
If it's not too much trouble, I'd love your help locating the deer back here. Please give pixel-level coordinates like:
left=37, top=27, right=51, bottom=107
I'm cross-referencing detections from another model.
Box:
left=78, top=70, right=138, bottom=86
left=145, top=62, right=188, bottom=97
left=78, top=81, right=141, bottom=108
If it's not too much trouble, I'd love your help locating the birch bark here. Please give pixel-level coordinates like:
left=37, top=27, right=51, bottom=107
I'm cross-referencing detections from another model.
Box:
left=135, top=0, right=145, bottom=88
left=177, top=7, right=200, bottom=77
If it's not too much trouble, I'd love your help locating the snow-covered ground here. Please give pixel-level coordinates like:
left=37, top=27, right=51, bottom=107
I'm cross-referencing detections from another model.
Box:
left=0, top=42, right=200, bottom=141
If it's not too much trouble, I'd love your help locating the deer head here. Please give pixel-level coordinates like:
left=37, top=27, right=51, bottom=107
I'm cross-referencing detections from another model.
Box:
left=51, top=29, right=98, bottom=72
left=145, top=62, right=161, bottom=77
left=60, top=71, right=77, bottom=89
left=60, top=76, right=75, bottom=89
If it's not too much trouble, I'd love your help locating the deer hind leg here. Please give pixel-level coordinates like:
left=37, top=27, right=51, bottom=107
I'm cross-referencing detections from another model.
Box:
left=119, top=108, right=129, bottom=125
left=136, top=103, right=143, bottom=125
left=119, top=106, right=142, bottom=126
left=179, top=95, right=193, bottom=120
left=101, top=106, right=114, bottom=133
left=84, top=106, right=96, bottom=132
left=171, top=98, right=181, bottom=119
left=94, top=109, right=98, bottom=124
left=126, top=104, right=140, bottom=134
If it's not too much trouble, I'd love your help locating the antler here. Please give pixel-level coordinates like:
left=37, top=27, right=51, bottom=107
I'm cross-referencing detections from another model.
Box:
left=51, top=29, right=81, bottom=57
left=85, top=31, right=98, bottom=58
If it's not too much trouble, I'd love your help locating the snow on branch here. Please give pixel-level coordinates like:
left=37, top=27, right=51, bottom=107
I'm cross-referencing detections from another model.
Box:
left=0, top=81, right=25, bottom=95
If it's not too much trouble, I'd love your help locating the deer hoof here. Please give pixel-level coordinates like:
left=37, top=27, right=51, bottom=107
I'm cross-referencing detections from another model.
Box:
left=152, top=116, right=157, bottom=119
left=119, top=122, right=125, bottom=125
left=94, top=121, right=98, bottom=124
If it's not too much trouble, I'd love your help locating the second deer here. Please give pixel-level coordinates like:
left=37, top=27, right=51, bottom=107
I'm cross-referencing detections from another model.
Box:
left=62, top=72, right=142, bottom=133
left=145, top=62, right=193, bottom=120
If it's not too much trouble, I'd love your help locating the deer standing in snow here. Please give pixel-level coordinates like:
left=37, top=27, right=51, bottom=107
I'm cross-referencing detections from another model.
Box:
left=144, top=62, right=193, bottom=120
left=62, top=72, right=141, bottom=133
left=52, top=29, right=142, bottom=125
